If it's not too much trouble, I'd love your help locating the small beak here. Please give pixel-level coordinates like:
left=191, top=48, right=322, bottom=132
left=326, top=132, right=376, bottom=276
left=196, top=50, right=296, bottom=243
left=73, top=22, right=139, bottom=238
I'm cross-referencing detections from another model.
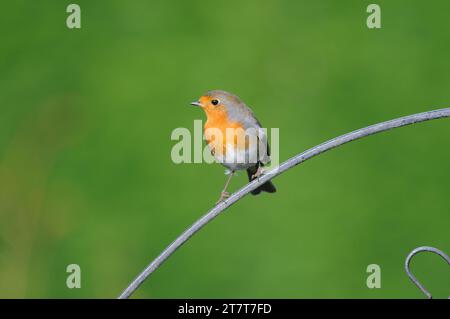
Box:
left=190, top=101, right=202, bottom=107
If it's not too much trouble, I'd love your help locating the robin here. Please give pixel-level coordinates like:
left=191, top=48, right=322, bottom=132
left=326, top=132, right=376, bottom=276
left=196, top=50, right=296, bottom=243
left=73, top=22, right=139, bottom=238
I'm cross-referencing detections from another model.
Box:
left=190, top=90, right=276, bottom=202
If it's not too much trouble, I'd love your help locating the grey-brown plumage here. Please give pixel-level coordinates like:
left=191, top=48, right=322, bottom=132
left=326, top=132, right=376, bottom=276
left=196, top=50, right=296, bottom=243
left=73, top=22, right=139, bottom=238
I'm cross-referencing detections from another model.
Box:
left=191, top=90, right=277, bottom=201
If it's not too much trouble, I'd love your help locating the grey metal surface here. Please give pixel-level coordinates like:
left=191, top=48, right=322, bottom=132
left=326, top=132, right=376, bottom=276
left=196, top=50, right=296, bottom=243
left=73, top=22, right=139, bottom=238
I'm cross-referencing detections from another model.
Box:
left=405, top=246, right=450, bottom=299
left=119, top=107, right=450, bottom=299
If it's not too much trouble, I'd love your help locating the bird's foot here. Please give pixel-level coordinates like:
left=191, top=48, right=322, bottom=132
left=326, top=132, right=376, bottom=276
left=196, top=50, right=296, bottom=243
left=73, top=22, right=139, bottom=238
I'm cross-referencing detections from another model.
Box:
left=251, top=167, right=265, bottom=180
left=216, top=191, right=230, bottom=204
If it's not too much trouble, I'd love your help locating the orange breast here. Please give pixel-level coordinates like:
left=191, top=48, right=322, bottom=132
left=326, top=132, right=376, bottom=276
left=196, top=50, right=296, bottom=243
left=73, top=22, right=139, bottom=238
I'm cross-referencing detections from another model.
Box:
left=203, top=109, right=247, bottom=156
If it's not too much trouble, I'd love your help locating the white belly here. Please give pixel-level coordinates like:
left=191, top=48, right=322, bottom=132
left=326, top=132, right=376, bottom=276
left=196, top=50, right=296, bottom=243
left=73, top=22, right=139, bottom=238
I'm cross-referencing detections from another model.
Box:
left=213, top=143, right=258, bottom=171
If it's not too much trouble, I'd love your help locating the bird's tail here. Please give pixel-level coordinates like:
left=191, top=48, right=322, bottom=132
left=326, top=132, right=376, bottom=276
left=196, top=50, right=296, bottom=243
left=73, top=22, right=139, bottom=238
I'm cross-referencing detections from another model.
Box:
left=246, top=166, right=276, bottom=195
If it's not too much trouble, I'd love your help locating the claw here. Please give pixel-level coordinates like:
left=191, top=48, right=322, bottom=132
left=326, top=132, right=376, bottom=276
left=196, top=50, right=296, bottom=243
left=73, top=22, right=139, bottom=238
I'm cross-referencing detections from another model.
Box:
left=251, top=167, right=265, bottom=180
left=216, top=191, right=230, bottom=204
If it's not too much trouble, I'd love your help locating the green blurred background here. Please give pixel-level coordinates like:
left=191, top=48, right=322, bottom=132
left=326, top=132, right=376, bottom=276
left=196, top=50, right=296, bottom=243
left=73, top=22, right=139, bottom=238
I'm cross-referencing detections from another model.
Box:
left=0, top=0, right=449, bottom=298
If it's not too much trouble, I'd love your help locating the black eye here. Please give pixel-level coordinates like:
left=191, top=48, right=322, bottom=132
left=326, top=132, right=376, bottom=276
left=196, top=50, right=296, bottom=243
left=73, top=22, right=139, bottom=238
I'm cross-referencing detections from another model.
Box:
left=211, top=99, right=219, bottom=105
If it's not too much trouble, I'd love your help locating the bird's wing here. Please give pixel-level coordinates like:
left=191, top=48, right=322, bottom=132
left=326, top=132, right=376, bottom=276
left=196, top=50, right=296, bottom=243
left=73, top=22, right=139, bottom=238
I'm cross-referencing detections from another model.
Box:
left=239, top=105, right=271, bottom=165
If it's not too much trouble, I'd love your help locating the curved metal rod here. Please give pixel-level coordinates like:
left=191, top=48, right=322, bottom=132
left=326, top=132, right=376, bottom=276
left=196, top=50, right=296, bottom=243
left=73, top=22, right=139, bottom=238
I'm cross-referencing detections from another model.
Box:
left=405, top=246, right=450, bottom=299
left=119, top=107, right=450, bottom=299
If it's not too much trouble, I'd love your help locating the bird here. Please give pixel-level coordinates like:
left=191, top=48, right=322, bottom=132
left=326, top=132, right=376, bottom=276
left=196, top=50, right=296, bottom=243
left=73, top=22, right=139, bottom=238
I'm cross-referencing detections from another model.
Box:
left=190, top=90, right=276, bottom=202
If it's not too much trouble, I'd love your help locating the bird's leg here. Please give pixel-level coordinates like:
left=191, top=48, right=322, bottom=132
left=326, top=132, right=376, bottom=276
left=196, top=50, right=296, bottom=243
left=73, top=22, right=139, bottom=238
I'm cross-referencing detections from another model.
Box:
left=251, top=166, right=265, bottom=180
left=217, top=170, right=234, bottom=203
